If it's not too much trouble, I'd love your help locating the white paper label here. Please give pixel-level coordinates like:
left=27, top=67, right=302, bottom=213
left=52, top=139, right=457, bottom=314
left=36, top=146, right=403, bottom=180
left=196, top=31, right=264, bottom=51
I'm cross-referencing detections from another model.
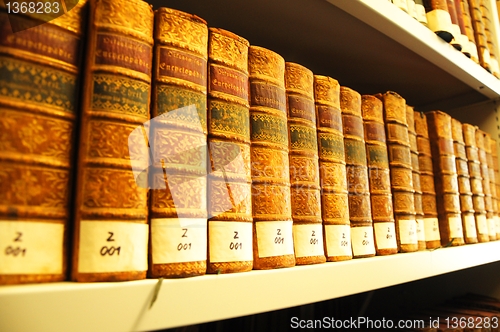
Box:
left=426, top=9, right=453, bottom=34
left=464, top=214, right=477, bottom=239
left=373, top=222, right=397, bottom=250
left=78, top=221, right=148, bottom=273
left=424, top=218, right=440, bottom=241
left=416, top=219, right=425, bottom=242
left=449, top=216, right=463, bottom=238
left=292, top=224, right=324, bottom=258
left=476, top=214, right=488, bottom=235
left=392, top=0, right=408, bottom=12
left=255, top=221, right=294, bottom=258
left=416, top=4, right=427, bottom=23
left=488, top=218, right=497, bottom=237
left=151, top=218, right=207, bottom=264
left=208, top=221, right=252, bottom=263
left=351, top=226, right=375, bottom=257
left=398, top=218, right=418, bottom=245
left=324, top=224, right=352, bottom=257
left=0, top=221, right=64, bottom=274
left=496, top=216, right=500, bottom=236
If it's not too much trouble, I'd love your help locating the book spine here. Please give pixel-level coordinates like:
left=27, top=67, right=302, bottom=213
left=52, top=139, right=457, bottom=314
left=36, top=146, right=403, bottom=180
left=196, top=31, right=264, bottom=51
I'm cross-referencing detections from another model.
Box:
left=0, top=1, right=87, bottom=284
left=148, top=8, right=208, bottom=278
left=459, top=0, right=480, bottom=63
left=341, top=87, right=376, bottom=258
left=489, top=138, right=500, bottom=239
left=72, top=0, right=154, bottom=282
left=426, top=111, right=465, bottom=246
left=479, top=0, right=500, bottom=77
left=315, top=76, right=352, bottom=262
left=414, top=112, right=442, bottom=249
left=285, top=62, right=326, bottom=265
left=406, top=106, right=427, bottom=250
left=447, top=0, right=463, bottom=50
left=453, top=0, right=473, bottom=57
left=206, top=28, right=253, bottom=274
left=467, top=0, right=492, bottom=72
left=361, top=95, right=398, bottom=255
left=463, top=123, right=489, bottom=242
left=415, top=0, right=430, bottom=26
left=249, top=46, right=295, bottom=270
left=423, top=0, right=455, bottom=42
left=451, top=118, right=478, bottom=244
left=477, top=130, right=497, bottom=240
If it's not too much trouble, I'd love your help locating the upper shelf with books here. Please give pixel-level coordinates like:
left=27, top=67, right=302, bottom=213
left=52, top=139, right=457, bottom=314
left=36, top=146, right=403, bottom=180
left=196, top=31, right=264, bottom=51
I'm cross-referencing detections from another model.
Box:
left=153, top=0, right=500, bottom=112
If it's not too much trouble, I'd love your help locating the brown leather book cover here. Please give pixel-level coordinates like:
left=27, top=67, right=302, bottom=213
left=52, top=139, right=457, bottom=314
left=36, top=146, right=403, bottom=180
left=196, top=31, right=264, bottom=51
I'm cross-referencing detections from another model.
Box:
left=423, top=0, right=455, bottom=42
left=426, top=111, right=464, bottom=246
left=458, top=0, right=479, bottom=62
left=0, top=1, right=87, bottom=284
left=341, top=87, right=375, bottom=258
left=467, top=0, right=492, bottom=72
left=414, top=112, right=442, bottom=249
left=249, top=46, right=295, bottom=270
left=285, top=62, right=325, bottom=265
left=206, top=28, right=253, bottom=274
left=71, top=0, right=153, bottom=282
left=315, top=76, right=352, bottom=262
left=379, top=91, right=418, bottom=253
left=489, top=137, right=500, bottom=239
left=478, top=129, right=498, bottom=241
left=148, top=8, right=208, bottom=278
left=361, top=95, right=398, bottom=256
left=479, top=1, right=500, bottom=77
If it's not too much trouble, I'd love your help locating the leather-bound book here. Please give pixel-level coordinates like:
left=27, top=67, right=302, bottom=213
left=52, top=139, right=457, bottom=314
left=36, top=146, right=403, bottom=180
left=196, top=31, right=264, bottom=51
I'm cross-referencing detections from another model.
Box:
left=477, top=129, right=497, bottom=240
left=314, top=76, right=352, bottom=262
left=341, top=87, right=376, bottom=258
left=447, top=0, right=463, bottom=50
left=285, top=63, right=325, bottom=265
left=489, top=137, right=500, bottom=239
left=72, top=0, right=154, bottom=282
left=361, top=95, right=398, bottom=256
left=458, top=0, right=480, bottom=62
left=463, top=124, right=489, bottom=242
left=206, top=28, right=253, bottom=274
left=148, top=8, right=208, bottom=278
left=479, top=1, right=500, bottom=78
left=453, top=0, right=473, bottom=57
left=249, top=46, right=295, bottom=270
left=451, top=118, right=478, bottom=244
left=467, top=0, right=492, bottom=72
left=414, top=112, right=442, bottom=249
left=415, top=0, right=429, bottom=26
left=0, top=1, right=87, bottom=284
left=426, top=111, right=464, bottom=246
left=379, top=92, right=418, bottom=253
left=423, top=0, right=455, bottom=42
left=407, top=106, right=427, bottom=250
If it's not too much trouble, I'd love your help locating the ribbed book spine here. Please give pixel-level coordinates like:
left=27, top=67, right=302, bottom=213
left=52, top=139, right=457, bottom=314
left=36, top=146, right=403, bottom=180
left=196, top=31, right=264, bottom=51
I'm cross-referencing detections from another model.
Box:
left=451, top=118, right=478, bottom=244
left=206, top=28, right=253, bottom=274
left=489, top=138, right=500, bottom=239
left=249, top=46, right=295, bottom=270
left=414, top=112, right=442, bottom=249
left=463, top=124, right=489, bottom=242
left=380, top=92, right=418, bottom=252
left=479, top=0, right=500, bottom=77
left=423, top=0, right=455, bottom=42
left=467, top=0, right=492, bottom=72
left=486, top=136, right=500, bottom=239
left=72, top=0, right=154, bottom=282
left=406, top=106, right=427, bottom=250
left=459, top=0, right=480, bottom=63
left=453, top=0, right=472, bottom=57
left=477, top=130, right=497, bottom=240
left=361, top=95, right=398, bottom=255
left=285, top=62, right=326, bottom=265
left=148, top=8, right=208, bottom=278
left=341, top=87, right=376, bottom=258
left=314, top=76, right=352, bottom=262
left=426, top=111, right=464, bottom=246
left=0, top=1, right=87, bottom=284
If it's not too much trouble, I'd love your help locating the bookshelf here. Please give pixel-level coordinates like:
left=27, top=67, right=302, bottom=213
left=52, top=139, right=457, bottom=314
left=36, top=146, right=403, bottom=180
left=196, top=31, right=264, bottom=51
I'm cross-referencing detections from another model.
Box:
left=2, top=0, right=500, bottom=330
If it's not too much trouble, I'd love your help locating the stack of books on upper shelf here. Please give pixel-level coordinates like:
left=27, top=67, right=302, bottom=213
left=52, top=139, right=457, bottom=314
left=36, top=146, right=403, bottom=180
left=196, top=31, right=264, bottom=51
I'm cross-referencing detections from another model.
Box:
left=1, top=0, right=500, bottom=286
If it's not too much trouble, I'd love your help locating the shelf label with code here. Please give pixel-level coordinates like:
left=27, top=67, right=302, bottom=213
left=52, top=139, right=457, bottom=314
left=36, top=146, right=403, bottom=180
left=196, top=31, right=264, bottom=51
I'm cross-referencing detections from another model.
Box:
left=0, top=221, right=64, bottom=274
left=151, top=218, right=207, bottom=264
left=476, top=214, right=488, bottom=235
left=398, top=218, right=418, bottom=245
left=292, top=224, right=324, bottom=258
left=208, top=221, right=252, bottom=263
left=488, top=218, right=497, bottom=237
left=424, top=218, right=440, bottom=241
left=449, top=216, right=463, bottom=239
left=416, top=219, right=425, bottom=242
left=324, top=224, right=352, bottom=257
left=255, top=221, right=294, bottom=258
left=351, top=226, right=375, bottom=257
left=464, top=214, right=477, bottom=239
left=373, top=222, right=397, bottom=250
left=78, top=221, right=148, bottom=273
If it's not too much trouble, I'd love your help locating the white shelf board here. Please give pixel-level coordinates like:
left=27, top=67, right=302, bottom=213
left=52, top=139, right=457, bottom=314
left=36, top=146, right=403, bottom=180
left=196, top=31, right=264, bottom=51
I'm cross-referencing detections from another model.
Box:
left=1, top=241, right=500, bottom=332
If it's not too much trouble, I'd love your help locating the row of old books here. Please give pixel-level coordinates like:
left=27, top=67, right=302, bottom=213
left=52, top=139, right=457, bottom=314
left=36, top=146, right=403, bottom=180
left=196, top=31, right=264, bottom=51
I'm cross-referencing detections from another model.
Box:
left=390, top=0, right=500, bottom=78
left=1, top=0, right=500, bottom=285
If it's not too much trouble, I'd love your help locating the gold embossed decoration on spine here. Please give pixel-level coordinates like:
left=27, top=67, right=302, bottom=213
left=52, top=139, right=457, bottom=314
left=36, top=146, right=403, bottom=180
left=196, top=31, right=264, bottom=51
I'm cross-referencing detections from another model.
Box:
left=426, top=111, right=465, bottom=246
left=414, top=112, right=442, bottom=249
left=341, top=87, right=376, bottom=258
left=463, top=124, right=489, bottom=242
left=477, top=130, right=497, bottom=241
left=285, top=63, right=326, bottom=265
left=249, top=46, right=295, bottom=270
left=206, top=28, right=253, bottom=274
left=148, top=8, right=208, bottom=278
left=71, top=0, right=154, bottom=282
left=489, top=138, right=500, bottom=239
left=451, top=118, right=478, bottom=244
left=315, top=76, right=352, bottom=262
left=0, top=1, right=87, bottom=285
left=378, top=92, right=418, bottom=253
left=361, top=95, right=398, bottom=256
